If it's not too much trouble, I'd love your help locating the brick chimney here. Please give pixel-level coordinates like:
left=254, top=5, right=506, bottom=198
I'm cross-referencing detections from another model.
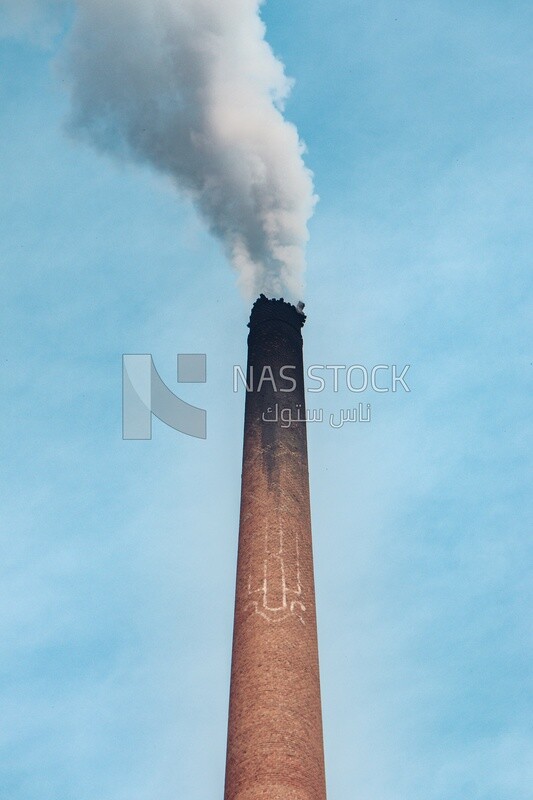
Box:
left=224, top=295, right=327, bottom=800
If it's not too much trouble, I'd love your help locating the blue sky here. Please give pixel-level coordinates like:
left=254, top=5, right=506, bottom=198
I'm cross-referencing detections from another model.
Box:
left=1, top=1, right=531, bottom=798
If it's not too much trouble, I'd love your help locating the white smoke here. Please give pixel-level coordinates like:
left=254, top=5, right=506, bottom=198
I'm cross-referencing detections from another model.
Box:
left=61, top=0, right=316, bottom=299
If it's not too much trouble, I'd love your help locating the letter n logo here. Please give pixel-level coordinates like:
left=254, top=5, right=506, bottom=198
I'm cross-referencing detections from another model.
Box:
left=122, top=354, right=207, bottom=440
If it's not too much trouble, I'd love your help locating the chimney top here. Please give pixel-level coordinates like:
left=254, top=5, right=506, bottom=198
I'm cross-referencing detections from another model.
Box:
left=248, top=294, right=307, bottom=332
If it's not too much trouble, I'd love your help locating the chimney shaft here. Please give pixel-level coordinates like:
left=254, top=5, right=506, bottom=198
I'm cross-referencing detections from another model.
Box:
left=224, top=296, right=327, bottom=800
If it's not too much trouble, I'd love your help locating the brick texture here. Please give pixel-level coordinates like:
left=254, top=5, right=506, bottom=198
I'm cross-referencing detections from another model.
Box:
left=224, top=297, right=327, bottom=800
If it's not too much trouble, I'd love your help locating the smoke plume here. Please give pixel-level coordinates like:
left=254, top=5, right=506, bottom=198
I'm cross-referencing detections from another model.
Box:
left=63, top=0, right=316, bottom=298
